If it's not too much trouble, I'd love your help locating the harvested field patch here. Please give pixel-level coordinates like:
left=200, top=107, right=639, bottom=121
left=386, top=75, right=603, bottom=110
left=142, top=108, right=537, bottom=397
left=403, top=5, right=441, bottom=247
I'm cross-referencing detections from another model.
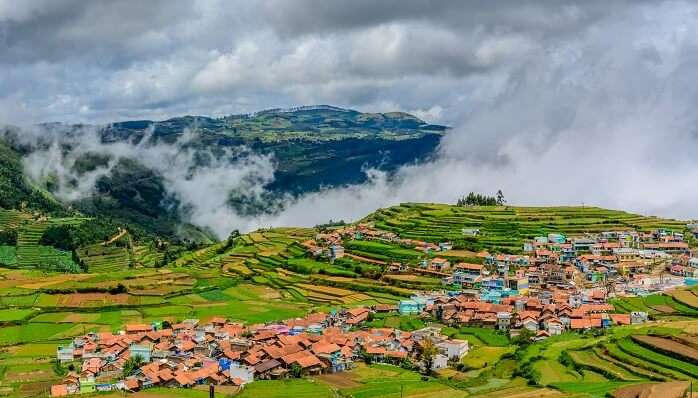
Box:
left=4, top=369, right=54, bottom=382
left=315, top=372, right=362, bottom=388
left=63, top=313, right=101, bottom=323
left=297, top=283, right=353, bottom=297
left=633, top=335, right=698, bottom=361
left=612, top=381, right=689, bottom=398
left=42, top=293, right=131, bottom=307
left=650, top=305, right=675, bottom=313
left=671, top=290, right=698, bottom=309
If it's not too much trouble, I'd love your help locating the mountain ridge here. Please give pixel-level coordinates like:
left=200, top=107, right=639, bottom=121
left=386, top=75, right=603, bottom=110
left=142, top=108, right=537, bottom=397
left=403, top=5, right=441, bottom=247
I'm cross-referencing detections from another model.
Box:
left=0, top=106, right=447, bottom=242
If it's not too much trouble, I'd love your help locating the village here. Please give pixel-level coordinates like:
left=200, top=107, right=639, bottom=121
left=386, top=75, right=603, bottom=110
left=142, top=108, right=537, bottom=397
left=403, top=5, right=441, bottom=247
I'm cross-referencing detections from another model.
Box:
left=48, top=222, right=698, bottom=396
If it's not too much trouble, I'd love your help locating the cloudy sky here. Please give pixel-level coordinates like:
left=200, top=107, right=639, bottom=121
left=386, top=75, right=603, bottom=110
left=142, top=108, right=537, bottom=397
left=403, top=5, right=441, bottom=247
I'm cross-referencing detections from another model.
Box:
left=2, top=0, right=698, bottom=231
left=0, top=0, right=657, bottom=125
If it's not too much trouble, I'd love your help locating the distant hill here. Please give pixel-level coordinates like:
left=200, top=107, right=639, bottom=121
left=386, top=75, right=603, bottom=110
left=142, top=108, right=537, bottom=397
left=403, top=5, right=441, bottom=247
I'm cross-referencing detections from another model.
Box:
left=99, top=105, right=446, bottom=195
left=0, top=106, right=447, bottom=240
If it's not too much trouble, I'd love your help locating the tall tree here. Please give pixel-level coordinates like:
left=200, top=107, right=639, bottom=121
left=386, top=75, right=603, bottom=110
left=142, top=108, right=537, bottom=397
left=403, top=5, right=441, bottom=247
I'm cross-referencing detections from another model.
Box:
left=123, top=354, right=144, bottom=376
left=496, top=190, right=505, bottom=205
left=419, top=339, right=439, bottom=375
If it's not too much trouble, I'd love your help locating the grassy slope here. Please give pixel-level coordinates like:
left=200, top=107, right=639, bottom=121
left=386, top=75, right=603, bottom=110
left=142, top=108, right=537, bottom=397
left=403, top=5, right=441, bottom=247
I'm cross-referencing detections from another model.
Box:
left=366, top=203, right=688, bottom=253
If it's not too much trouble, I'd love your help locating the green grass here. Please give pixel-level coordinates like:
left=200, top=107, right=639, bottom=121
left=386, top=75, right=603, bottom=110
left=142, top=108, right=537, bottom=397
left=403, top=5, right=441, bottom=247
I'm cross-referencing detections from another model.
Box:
left=0, top=323, right=75, bottom=346
left=551, top=381, right=635, bottom=397
left=0, top=245, right=16, bottom=266
left=462, top=346, right=514, bottom=369
left=568, top=350, right=641, bottom=381
left=237, top=379, right=334, bottom=398
left=367, top=203, right=687, bottom=253
left=341, top=364, right=467, bottom=398
left=616, top=338, right=698, bottom=378
left=0, top=308, right=37, bottom=322
left=363, top=314, right=425, bottom=331
left=457, top=327, right=510, bottom=347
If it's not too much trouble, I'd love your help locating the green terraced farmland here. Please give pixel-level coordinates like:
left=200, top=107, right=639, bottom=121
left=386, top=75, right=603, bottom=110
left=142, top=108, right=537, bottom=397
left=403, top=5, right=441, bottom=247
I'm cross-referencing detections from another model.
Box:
left=77, top=244, right=130, bottom=273
left=366, top=203, right=688, bottom=253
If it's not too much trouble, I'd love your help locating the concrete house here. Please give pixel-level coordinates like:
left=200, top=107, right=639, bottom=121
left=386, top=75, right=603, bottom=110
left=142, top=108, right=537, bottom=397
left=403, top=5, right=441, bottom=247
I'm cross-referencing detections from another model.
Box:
left=436, top=339, right=469, bottom=360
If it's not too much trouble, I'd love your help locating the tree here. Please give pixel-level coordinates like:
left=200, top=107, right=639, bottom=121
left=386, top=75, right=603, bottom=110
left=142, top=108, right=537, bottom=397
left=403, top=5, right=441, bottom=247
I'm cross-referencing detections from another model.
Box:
left=496, top=190, right=505, bottom=205
left=419, top=339, right=439, bottom=375
left=289, top=363, right=302, bottom=378
left=456, top=192, right=498, bottom=206
left=512, top=328, right=534, bottom=347
left=123, top=354, right=144, bottom=376
left=360, top=348, right=373, bottom=365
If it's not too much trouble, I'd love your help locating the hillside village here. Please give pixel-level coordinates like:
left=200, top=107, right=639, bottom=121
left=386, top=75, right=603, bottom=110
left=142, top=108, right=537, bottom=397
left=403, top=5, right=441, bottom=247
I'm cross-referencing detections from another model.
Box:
left=48, top=218, right=698, bottom=396
left=50, top=308, right=469, bottom=395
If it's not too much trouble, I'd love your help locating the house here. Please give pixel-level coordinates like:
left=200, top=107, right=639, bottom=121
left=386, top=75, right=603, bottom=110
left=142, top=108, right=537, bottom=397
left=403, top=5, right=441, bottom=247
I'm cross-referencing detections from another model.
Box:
left=254, top=359, right=284, bottom=379
left=548, top=233, right=566, bottom=243
left=689, top=257, right=698, bottom=269
left=130, top=343, right=154, bottom=362
left=125, top=324, right=152, bottom=334
left=431, top=354, right=449, bottom=370
left=56, top=345, right=75, bottom=362
left=228, top=364, right=254, bottom=384
left=572, top=238, right=596, bottom=252
left=507, top=277, right=529, bottom=296
left=630, top=311, right=648, bottom=324
left=496, top=312, right=512, bottom=331
left=428, top=258, right=451, bottom=272
left=462, top=228, right=480, bottom=237
left=613, top=248, right=641, bottom=263
left=439, top=242, right=453, bottom=251
left=436, top=339, right=469, bottom=360
left=329, top=245, right=345, bottom=260
left=534, top=330, right=550, bottom=341
left=79, top=377, right=96, bottom=394
left=399, top=299, right=427, bottom=315
left=345, top=308, right=370, bottom=325
left=521, top=316, right=538, bottom=332
left=50, top=384, right=69, bottom=397
left=545, top=319, right=563, bottom=335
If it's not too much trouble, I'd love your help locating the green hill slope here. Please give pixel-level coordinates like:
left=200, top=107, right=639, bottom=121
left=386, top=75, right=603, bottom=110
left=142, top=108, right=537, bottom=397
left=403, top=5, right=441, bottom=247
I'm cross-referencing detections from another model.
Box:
left=365, top=203, right=689, bottom=253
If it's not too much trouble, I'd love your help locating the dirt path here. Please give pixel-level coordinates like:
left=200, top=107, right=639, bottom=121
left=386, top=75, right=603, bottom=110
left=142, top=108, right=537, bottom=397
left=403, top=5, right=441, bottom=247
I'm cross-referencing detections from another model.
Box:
left=103, top=228, right=128, bottom=245
left=345, top=253, right=387, bottom=265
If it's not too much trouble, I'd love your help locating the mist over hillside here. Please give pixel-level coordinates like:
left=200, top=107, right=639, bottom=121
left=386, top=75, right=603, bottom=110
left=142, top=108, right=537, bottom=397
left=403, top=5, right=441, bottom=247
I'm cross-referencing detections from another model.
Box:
left=2, top=1, right=698, bottom=238
left=0, top=106, right=445, bottom=238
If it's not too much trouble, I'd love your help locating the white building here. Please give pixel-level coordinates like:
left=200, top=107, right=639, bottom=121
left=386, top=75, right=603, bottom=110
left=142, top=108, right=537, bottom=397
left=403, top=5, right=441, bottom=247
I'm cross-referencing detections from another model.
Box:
left=431, top=354, right=449, bottom=370
left=436, top=339, right=469, bottom=360
left=229, top=365, right=255, bottom=385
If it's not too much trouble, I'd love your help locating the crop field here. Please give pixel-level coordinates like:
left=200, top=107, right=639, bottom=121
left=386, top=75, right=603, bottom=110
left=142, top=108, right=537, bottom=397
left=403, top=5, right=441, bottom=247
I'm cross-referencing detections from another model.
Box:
left=365, top=203, right=687, bottom=253
left=668, top=288, right=698, bottom=309
left=0, top=203, right=696, bottom=397
left=611, top=293, right=698, bottom=318
left=77, top=244, right=131, bottom=273
left=501, top=324, right=698, bottom=397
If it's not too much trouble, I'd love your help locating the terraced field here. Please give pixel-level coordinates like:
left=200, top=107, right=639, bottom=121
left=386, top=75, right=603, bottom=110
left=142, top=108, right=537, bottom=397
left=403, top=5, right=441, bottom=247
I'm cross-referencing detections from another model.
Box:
left=611, top=293, right=698, bottom=318
left=0, top=209, right=31, bottom=230
left=77, top=243, right=131, bottom=273
left=366, top=204, right=688, bottom=253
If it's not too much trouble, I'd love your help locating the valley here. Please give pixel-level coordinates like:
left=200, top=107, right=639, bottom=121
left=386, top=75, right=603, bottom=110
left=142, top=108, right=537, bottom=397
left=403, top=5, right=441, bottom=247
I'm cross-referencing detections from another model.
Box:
left=0, top=203, right=697, bottom=397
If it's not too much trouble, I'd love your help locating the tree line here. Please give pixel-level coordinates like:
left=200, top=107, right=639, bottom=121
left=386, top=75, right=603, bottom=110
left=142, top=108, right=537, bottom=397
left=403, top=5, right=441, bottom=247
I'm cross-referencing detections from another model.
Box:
left=456, top=190, right=505, bottom=206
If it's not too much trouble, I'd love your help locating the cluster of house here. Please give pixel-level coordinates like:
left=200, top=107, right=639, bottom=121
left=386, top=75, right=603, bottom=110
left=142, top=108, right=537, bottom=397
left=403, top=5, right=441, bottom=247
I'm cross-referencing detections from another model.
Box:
left=312, top=224, right=694, bottom=288
left=396, top=290, right=648, bottom=341
left=50, top=308, right=468, bottom=397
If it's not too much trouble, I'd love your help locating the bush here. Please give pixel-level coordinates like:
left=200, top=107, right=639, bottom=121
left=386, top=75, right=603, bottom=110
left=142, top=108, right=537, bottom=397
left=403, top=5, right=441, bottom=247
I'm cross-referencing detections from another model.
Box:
left=0, top=229, right=17, bottom=245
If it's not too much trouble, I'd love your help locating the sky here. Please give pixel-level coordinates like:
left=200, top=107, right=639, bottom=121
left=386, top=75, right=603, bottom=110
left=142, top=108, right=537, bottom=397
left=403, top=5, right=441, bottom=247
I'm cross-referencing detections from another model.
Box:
left=2, top=0, right=698, bottom=234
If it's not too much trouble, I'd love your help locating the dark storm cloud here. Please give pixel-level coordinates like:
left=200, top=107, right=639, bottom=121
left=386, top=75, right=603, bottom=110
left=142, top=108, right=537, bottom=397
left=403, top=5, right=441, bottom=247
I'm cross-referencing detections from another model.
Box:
left=0, top=0, right=196, bottom=65
left=1, top=0, right=698, bottom=230
left=0, top=0, right=637, bottom=124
